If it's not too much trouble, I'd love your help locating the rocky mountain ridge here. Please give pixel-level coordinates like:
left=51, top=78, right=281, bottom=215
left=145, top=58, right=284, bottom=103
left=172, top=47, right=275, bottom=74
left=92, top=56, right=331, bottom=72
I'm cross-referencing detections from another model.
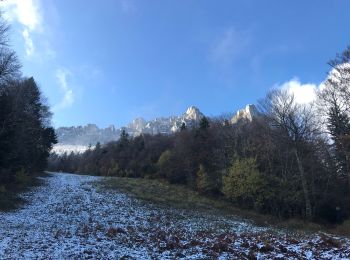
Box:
left=231, top=104, right=259, bottom=124
left=126, top=106, right=204, bottom=136
left=53, top=105, right=258, bottom=154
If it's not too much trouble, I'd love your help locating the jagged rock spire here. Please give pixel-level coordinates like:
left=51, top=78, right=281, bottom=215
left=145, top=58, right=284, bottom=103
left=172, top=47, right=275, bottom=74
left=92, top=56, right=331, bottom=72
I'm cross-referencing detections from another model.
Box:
left=231, top=104, right=259, bottom=124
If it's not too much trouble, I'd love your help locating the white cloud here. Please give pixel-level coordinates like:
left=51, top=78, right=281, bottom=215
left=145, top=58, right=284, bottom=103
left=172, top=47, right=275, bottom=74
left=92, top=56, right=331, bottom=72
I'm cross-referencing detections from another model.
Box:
left=2, top=1, right=79, bottom=117
left=22, top=29, right=34, bottom=56
left=54, top=69, right=74, bottom=110
left=278, top=78, right=318, bottom=104
left=277, top=63, right=350, bottom=105
left=0, top=0, right=42, bottom=56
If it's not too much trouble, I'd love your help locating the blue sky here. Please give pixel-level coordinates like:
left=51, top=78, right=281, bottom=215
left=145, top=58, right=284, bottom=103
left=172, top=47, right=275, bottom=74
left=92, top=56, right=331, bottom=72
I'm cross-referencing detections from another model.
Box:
left=1, top=0, right=350, bottom=127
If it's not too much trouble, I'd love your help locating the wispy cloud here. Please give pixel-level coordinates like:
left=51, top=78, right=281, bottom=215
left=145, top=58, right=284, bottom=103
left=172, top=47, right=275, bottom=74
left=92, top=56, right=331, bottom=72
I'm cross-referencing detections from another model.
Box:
left=0, top=0, right=42, bottom=57
left=79, top=64, right=104, bottom=81
left=1, top=0, right=41, bottom=30
left=210, top=27, right=250, bottom=67
left=54, top=68, right=74, bottom=110
left=1, top=1, right=76, bottom=112
left=22, top=29, right=34, bottom=56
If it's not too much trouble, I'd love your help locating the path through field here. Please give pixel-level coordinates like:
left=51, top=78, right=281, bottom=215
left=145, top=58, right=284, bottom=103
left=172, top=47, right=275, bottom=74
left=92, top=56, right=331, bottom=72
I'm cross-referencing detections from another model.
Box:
left=0, top=173, right=349, bottom=259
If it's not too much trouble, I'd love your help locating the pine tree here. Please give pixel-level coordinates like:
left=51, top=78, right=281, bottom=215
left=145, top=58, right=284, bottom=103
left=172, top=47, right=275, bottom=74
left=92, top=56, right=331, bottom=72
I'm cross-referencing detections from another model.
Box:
left=180, top=122, right=186, bottom=131
left=196, top=164, right=215, bottom=193
left=199, top=116, right=209, bottom=130
left=120, top=128, right=129, bottom=143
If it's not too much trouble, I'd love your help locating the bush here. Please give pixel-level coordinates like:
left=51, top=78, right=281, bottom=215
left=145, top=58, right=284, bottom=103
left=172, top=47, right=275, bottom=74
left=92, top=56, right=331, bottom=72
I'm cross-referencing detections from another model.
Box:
left=15, top=168, right=31, bottom=186
left=222, top=158, right=268, bottom=209
left=107, top=164, right=119, bottom=176
left=196, top=164, right=216, bottom=193
left=157, top=150, right=172, bottom=178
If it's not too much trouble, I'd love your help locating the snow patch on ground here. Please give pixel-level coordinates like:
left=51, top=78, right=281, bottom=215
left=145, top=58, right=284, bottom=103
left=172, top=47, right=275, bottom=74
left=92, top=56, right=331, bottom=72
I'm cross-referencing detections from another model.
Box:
left=0, top=173, right=349, bottom=259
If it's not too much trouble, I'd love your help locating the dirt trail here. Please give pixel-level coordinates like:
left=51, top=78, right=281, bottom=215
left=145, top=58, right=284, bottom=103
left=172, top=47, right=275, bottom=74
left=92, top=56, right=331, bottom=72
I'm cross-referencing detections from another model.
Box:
left=0, top=173, right=349, bottom=259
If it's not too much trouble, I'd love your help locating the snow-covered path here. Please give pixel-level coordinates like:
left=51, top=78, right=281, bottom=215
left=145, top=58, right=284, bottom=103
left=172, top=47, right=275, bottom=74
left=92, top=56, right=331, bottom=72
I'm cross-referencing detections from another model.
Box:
left=0, top=173, right=349, bottom=259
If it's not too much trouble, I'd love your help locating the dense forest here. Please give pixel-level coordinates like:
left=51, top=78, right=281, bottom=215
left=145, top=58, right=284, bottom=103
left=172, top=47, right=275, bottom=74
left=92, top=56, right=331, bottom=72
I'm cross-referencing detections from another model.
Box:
left=49, top=47, right=350, bottom=224
left=0, top=17, right=56, bottom=202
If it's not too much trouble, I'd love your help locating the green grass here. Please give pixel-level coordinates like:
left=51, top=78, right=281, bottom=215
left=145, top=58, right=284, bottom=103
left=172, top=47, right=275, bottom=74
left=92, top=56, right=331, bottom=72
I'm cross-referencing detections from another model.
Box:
left=334, top=220, right=350, bottom=236
left=100, top=177, right=274, bottom=226
left=100, top=176, right=350, bottom=237
left=0, top=171, right=50, bottom=211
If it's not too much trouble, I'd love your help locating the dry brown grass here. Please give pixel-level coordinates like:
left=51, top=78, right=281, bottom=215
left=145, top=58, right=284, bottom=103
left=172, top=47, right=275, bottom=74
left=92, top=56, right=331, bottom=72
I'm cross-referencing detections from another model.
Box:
left=0, top=171, right=50, bottom=211
left=100, top=176, right=350, bottom=237
left=101, top=177, right=275, bottom=227
left=334, top=220, right=350, bottom=236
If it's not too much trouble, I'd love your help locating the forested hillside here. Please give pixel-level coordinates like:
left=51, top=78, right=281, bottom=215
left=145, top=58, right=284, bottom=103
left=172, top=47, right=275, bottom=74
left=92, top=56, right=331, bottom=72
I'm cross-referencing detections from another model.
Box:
left=0, top=17, right=56, bottom=207
left=49, top=47, right=350, bottom=224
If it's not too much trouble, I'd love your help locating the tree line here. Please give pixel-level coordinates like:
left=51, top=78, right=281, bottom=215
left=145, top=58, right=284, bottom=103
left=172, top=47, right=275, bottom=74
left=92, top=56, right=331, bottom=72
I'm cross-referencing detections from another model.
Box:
left=49, top=47, right=350, bottom=224
left=0, top=17, right=56, bottom=193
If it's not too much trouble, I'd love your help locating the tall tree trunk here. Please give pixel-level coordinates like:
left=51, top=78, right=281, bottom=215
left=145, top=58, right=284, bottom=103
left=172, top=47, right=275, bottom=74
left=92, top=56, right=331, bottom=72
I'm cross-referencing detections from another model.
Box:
left=293, top=148, right=312, bottom=220
left=344, top=144, right=350, bottom=188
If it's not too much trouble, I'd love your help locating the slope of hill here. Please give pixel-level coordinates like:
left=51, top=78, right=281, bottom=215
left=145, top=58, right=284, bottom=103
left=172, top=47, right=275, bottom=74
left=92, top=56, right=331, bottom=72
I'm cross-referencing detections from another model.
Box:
left=0, top=172, right=348, bottom=259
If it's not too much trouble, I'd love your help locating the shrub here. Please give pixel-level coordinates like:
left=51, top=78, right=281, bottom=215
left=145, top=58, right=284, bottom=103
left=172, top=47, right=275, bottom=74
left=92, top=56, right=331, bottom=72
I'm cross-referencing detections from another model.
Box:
left=107, top=164, right=119, bottom=176
left=15, top=168, right=31, bottom=186
left=222, top=158, right=268, bottom=209
left=157, top=150, right=172, bottom=178
left=196, top=164, right=215, bottom=193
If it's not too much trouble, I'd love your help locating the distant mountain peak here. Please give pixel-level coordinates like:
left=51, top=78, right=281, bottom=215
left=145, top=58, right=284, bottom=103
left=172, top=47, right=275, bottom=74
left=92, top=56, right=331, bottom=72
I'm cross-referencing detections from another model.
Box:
left=127, top=117, right=146, bottom=132
left=231, top=104, right=259, bottom=124
left=183, top=106, right=204, bottom=121
left=53, top=104, right=261, bottom=154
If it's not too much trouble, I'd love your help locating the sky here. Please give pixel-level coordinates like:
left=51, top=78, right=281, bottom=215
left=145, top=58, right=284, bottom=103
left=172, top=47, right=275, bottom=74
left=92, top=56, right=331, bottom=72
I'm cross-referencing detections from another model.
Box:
left=1, top=0, right=350, bottom=128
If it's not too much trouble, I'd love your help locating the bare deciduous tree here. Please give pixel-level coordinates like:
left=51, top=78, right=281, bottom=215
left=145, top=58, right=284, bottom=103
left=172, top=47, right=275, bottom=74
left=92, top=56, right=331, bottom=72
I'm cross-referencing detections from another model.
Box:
left=260, top=89, right=317, bottom=219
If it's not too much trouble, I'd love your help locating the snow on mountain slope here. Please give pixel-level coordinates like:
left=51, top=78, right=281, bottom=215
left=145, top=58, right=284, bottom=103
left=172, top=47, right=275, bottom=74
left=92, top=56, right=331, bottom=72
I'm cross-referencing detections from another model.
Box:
left=51, top=144, right=91, bottom=155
